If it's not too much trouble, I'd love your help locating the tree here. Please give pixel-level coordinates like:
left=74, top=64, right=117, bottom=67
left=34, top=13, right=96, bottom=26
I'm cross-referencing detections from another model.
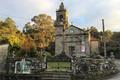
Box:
left=20, top=35, right=36, bottom=57
left=104, top=30, right=113, bottom=42
left=24, top=14, right=55, bottom=50
left=0, top=17, right=19, bottom=42
left=100, top=30, right=113, bottom=57
left=90, top=26, right=100, bottom=39
left=4, top=17, right=16, bottom=29
left=0, top=17, right=26, bottom=56
left=106, top=32, right=120, bottom=58
left=23, top=22, right=33, bottom=33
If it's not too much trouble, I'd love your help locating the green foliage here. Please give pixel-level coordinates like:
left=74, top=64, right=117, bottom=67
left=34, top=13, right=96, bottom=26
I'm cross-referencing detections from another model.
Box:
left=23, top=14, right=55, bottom=57
left=104, top=30, right=113, bottom=42
left=23, top=22, right=34, bottom=33
left=90, top=26, right=100, bottom=39
left=0, top=17, right=37, bottom=57
left=20, top=35, right=36, bottom=57
left=106, top=32, right=120, bottom=58
left=99, top=31, right=120, bottom=58
left=4, top=17, right=16, bottom=28
left=46, top=42, right=55, bottom=56
left=89, top=26, right=118, bottom=58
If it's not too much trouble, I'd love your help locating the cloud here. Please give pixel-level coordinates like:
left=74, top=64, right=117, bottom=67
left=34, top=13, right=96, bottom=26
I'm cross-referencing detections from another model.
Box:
left=65, top=0, right=120, bottom=32
left=0, top=0, right=58, bottom=30
left=0, top=0, right=120, bottom=31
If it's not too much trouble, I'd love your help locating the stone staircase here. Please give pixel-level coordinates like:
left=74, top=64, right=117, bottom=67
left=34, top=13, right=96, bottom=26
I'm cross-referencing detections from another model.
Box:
left=0, top=71, right=72, bottom=80
left=40, top=71, right=72, bottom=80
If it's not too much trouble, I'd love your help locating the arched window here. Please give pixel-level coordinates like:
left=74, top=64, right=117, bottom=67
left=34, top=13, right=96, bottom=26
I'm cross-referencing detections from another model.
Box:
left=81, top=41, right=85, bottom=52
left=70, top=29, right=74, bottom=33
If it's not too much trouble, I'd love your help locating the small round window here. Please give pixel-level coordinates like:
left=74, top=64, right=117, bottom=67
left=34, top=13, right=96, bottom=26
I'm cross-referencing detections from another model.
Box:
left=70, top=29, right=74, bottom=33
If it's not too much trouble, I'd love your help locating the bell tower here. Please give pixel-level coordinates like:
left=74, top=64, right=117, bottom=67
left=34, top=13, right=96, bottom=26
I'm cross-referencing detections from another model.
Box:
left=55, top=2, right=69, bottom=35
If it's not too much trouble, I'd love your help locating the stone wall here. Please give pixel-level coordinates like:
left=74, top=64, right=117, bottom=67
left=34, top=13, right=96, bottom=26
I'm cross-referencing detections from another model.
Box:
left=55, top=25, right=90, bottom=57
left=0, top=44, right=8, bottom=73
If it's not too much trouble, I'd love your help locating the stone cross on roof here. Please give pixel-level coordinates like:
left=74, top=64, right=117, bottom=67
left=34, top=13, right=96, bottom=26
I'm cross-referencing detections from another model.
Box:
left=59, top=1, right=65, bottom=10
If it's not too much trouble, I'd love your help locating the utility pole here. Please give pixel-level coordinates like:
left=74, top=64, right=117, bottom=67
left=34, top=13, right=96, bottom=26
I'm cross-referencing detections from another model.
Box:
left=102, top=19, right=107, bottom=58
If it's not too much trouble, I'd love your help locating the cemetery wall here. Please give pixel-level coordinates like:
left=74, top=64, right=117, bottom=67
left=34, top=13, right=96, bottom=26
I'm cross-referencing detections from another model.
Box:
left=0, top=44, right=8, bottom=73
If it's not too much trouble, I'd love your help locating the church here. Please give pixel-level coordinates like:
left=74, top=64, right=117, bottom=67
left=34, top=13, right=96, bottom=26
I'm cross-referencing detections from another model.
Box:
left=54, top=2, right=94, bottom=57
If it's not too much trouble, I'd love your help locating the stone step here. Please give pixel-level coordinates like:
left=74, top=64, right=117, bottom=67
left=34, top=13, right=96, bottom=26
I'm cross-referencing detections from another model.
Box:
left=41, top=77, right=71, bottom=80
left=40, top=72, right=71, bottom=80
left=40, top=71, right=71, bottom=74
left=40, top=74, right=71, bottom=78
left=0, top=72, right=72, bottom=80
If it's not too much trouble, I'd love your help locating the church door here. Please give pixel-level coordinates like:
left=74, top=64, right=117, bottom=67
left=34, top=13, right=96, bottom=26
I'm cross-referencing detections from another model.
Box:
left=69, top=46, right=75, bottom=56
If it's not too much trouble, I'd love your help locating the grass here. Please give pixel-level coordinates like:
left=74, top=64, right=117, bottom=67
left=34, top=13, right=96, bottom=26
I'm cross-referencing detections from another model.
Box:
left=47, top=62, right=71, bottom=71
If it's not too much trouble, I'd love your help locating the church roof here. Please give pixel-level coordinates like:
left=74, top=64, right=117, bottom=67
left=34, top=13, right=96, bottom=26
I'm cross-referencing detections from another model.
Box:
left=70, top=25, right=85, bottom=31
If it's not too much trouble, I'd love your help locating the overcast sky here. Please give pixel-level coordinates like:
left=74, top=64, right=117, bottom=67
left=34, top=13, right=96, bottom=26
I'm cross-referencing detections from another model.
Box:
left=0, top=0, right=120, bottom=31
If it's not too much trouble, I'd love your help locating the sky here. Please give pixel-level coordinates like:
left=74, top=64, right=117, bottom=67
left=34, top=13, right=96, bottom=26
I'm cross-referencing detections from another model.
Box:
left=0, top=0, right=120, bottom=31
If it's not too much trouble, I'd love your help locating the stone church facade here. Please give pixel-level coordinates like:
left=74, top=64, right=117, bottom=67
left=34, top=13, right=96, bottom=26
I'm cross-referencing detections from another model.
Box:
left=55, top=2, right=91, bottom=57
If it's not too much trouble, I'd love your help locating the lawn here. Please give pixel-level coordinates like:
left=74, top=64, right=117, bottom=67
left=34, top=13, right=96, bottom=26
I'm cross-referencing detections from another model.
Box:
left=47, top=62, right=71, bottom=71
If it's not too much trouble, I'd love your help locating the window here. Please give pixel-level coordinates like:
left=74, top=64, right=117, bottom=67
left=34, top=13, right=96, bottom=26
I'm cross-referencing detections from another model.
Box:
left=81, top=41, right=85, bottom=52
left=70, top=29, right=74, bottom=33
